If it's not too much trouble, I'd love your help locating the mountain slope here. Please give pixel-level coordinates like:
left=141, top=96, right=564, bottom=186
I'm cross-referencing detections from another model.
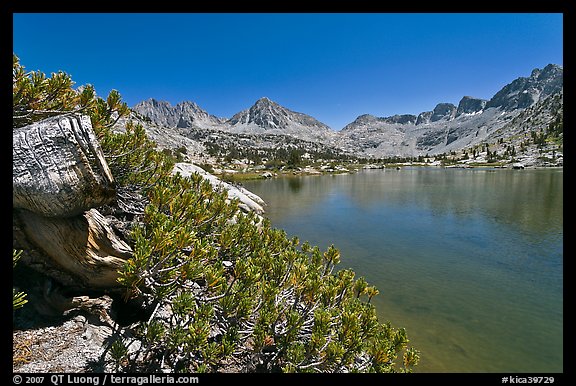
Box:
left=485, top=64, right=563, bottom=110
left=337, top=64, right=563, bottom=157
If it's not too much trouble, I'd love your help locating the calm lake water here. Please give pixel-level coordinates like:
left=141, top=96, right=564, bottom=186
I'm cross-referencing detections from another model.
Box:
left=243, top=168, right=563, bottom=373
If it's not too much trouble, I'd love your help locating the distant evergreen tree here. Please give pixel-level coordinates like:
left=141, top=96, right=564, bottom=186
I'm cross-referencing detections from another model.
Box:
left=287, top=148, right=302, bottom=168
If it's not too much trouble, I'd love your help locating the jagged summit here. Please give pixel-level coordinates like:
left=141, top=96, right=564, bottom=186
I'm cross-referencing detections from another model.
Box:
left=134, top=96, right=337, bottom=143
left=485, top=64, right=563, bottom=110
left=228, top=97, right=292, bottom=129
left=414, top=103, right=457, bottom=125
left=226, top=97, right=336, bottom=142
left=228, top=97, right=328, bottom=128
left=254, top=97, right=280, bottom=106
left=133, top=98, right=225, bottom=130
left=456, top=96, right=487, bottom=117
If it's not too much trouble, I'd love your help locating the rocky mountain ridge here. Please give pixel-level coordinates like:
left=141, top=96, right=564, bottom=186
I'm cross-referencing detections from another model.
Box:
left=132, top=64, right=562, bottom=159
left=133, top=99, right=226, bottom=130
left=336, top=63, right=562, bottom=157
left=134, top=96, right=337, bottom=144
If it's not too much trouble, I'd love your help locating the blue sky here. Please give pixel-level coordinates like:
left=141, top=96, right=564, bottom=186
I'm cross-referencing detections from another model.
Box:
left=13, top=13, right=563, bottom=130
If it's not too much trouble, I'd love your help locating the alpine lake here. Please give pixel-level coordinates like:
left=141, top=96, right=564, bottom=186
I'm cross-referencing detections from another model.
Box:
left=242, top=167, right=563, bottom=373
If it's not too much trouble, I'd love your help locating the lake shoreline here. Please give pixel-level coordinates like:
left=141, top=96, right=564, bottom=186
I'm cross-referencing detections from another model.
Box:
left=218, top=163, right=563, bottom=183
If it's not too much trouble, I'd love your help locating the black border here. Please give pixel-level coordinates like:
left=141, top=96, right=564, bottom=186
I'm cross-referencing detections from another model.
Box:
left=8, top=4, right=571, bottom=384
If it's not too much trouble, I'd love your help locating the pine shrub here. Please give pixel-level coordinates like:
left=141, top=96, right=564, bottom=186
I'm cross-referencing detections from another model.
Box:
left=13, top=53, right=419, bottom=373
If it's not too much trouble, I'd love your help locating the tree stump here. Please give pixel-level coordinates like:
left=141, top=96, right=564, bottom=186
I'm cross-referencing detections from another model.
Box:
left=13, top=114, right=132, bottom=289
left=13, top=114, right=115, bottom=217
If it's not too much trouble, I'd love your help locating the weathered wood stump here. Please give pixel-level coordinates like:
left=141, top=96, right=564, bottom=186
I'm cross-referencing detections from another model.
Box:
left=17, top=209, right=132, bottom=288
left=13, top=114, right=115, bottom=217
left=13, top=114, right=132, bottom=289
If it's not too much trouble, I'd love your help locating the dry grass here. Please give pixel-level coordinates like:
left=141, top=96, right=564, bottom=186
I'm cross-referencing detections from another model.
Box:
left=13, top=334, right=35, bottom=366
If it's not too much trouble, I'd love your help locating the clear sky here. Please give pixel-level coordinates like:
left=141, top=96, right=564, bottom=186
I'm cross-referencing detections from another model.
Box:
left=12, top=13, right=563, bottom=130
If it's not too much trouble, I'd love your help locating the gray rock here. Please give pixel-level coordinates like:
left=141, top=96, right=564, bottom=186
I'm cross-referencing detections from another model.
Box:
left=416, top=111, right=433, bottom=125
left=430, top=103, right=457, bottom=122
left=261, top=172, right=274, bottom=178
left=172, top=162, right=266, bottom=215
left=337, top=64, right=562, bottom=157
left=456, top=96, right=487, bottom=116
left=13, top=294, right=130, bottom=373
left=382, top=114, right=418, bottom=125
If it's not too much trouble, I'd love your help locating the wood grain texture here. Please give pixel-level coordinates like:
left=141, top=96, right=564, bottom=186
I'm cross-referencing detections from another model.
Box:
left=17, top=208, right=132, bottom=288
left=13, top=114, right=115, bottom=218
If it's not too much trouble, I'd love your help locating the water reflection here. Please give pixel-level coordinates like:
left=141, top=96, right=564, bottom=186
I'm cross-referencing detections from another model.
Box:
left=287, top=177, right=303, bottom=193
left=245, top=168, right=563, bottom=237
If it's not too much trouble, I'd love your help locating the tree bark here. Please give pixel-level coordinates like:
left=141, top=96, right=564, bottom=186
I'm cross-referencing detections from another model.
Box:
left=13, top=114, right=131, bottom=289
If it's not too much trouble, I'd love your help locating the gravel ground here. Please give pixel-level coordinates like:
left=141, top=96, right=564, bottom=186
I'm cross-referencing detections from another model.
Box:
left=13, top=308, right=117, bottom=373
left=12, top=273, right=126, bottom=374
